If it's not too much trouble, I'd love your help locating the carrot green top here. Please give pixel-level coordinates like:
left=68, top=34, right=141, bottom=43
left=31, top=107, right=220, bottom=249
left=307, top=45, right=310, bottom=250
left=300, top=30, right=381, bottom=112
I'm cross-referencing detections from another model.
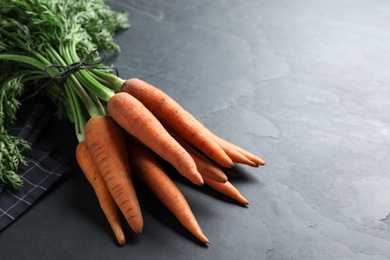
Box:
left=0, top=0, right=129, bottom=188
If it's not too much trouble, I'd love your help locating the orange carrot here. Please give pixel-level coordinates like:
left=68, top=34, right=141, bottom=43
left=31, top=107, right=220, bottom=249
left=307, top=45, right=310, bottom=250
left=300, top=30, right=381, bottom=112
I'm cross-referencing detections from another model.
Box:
left=212, top=135, right=265, bottom=166
left=204, top=177, right=249, bottom=206
left=187, top=113, right=264, bottom=166
left=169, top=131, right=228, bottom=183
left=76, top=141, right=126, bottom=245
left=121, top=78, right=234, bottom=168
left=127, top=141, right=210, bottom=244
left=107, top=92, right=203, bottom=186
left=211, top=136, right=260, bottom=167
left=122, top=78, right=265, bottom=167
left=84, top=115, right=143, bottom=234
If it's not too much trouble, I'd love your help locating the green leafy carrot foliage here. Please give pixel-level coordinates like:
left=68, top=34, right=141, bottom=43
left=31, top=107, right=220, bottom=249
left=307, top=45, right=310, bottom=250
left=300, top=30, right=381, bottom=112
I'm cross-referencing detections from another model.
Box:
left=0, top=0, right=130, bottom=188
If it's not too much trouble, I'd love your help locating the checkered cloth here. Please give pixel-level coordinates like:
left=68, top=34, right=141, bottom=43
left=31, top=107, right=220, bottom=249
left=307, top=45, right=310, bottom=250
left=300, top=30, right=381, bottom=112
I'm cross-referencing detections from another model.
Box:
left=0, top=103, right=71, bottom=231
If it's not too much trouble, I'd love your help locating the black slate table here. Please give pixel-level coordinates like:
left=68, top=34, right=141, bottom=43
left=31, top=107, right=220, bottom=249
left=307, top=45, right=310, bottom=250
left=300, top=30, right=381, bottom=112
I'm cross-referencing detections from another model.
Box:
left=2, top=0, right=390, bottom=259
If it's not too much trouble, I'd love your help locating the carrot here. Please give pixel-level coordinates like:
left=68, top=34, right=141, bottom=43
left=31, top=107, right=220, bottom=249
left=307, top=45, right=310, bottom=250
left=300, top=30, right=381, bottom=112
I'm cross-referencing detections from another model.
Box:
left=127, top=141, right=210, bottom=244
left=122, top=78, right=265, bottom=167
left=107, top=92, right=203, bottom=186
left=121, top=78, right=234, bottom=168
left=169, top=131, right=228, bottom=183
left=186, top=111, right=264, bottom=167
left=210, top=136, right=260, bottom=167
left=204, top=177, right=249, bottom=206
left=76, top=141, right=126, bottom=245
left=212, top=135, right=265, bottom=166
left=84, top=115, right=143, bottom=234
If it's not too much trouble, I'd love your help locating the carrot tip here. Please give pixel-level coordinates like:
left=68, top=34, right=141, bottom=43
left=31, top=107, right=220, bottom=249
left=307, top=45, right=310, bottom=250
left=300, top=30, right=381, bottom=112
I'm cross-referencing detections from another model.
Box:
left=191, top=177, right=204, bottom=186
left=202, top=237, right=210, bottom=244
left=131, top=225, right=143, bottom=234
left=242, top=161, right=259, bottom=167
left=117, top=238, right=126, bottom=246
left=257, top=158, right=266, bottom=166
left=192, top=173, right=204, bottom=186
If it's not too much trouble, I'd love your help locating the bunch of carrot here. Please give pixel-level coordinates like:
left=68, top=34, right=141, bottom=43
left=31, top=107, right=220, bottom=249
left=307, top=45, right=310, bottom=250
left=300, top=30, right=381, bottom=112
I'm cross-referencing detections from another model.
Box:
left=0, top=0, right=265, bottom=247
left=76, top=78, right=265, bottom=246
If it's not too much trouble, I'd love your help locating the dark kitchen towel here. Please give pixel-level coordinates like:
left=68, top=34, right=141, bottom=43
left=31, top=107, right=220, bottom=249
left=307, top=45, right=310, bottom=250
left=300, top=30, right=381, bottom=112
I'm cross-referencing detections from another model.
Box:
left=0, top=103, right=71, bottom=231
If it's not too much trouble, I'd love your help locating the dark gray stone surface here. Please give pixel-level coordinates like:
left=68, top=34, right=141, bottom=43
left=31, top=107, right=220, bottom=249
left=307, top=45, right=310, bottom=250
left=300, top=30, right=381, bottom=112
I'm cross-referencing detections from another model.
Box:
left=1, top=0, right=390, bottom=259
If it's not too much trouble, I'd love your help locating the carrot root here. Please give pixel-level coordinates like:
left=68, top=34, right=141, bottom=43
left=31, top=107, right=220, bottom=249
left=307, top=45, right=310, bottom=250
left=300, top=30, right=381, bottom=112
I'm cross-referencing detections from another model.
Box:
left=122, top=78, right=265, bottom=167
left=107, top=92, right=203, bottom=186
left=121, top=78, right=234, bottom=168
left=214, top=138, right=259, bottom=167
left=204, top=177, right=249, bottom=206
left=76, top=141, right=126, bottom=245
left=85, top=115, right=143, bottom=234
left=210, top=134, right=265, bottom=166
left=127, top=141, right=210, bottom=244
left=169, top=131, right=228, bottom=183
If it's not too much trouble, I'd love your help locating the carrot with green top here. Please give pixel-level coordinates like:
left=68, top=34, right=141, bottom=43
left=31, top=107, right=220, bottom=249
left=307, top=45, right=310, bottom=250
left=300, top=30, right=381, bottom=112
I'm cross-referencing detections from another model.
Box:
left=127, top=141, right=210, bottom=244
left=76, top=140, right=126, bottom=245
left=121, top=78, right=234, bottom=168
left=107, top=92, right=203, bottom=186
left=84, top=115, right=143, bottom=234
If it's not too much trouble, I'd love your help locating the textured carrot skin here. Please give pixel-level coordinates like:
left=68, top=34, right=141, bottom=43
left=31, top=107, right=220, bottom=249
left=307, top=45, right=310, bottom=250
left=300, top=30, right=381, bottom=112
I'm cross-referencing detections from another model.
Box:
left=107, top=92, right=203, bottom=186
left=76, top=141, right=126, bottom=245
left=127, top=142, right=209, bottom=244
left=169, top=131, right=228, bottom=183
left=84, top=115, right=143, bottom=234
left=121, top=78, right=234, bottom=168
left=204, top=177, right=249, bottom=206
